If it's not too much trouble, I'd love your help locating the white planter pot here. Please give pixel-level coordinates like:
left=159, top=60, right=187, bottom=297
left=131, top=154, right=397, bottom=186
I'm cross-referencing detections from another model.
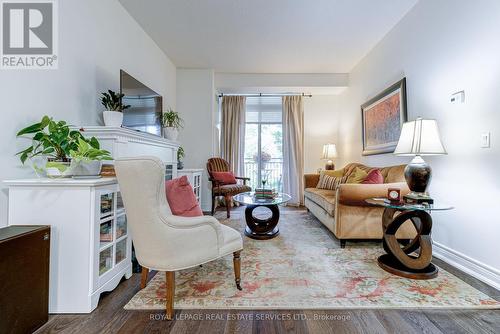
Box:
left=71, top=160, right=103, bottom=178
left=163, top=127, right=179, bottom=140
left=103, top=111, right=123, bottom=127
left=45, top=160, right=73, bottom=178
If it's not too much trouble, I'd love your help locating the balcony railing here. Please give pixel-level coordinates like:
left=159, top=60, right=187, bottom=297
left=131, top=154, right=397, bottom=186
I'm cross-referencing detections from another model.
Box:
left=244, top=158, right=283, bottom=192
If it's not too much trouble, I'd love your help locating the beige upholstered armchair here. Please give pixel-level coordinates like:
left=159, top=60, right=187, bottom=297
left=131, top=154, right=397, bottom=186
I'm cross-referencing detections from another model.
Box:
left=114, top=156, right=243, bottom=319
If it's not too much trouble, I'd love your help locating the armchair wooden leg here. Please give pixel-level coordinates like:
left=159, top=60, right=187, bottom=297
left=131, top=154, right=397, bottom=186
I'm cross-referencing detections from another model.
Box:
left=225, top=194, right=232, bottom=218
left=233, top=251, right=242, bottom=290
left=211, top=194, right=216, bottom=216
left=140, top=266, right=149, bottom=289
left=165, top=271, right=175, bottom=320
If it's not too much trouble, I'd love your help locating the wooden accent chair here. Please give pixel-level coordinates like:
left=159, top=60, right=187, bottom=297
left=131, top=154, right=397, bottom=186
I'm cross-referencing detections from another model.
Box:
left=207, top=157, right=251, bottom=218
left=114, top=156, right=243, bottom=320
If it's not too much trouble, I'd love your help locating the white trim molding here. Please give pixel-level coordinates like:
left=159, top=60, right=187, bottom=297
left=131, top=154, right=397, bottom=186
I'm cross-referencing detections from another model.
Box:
left=433, top=241, right=500, bottom=291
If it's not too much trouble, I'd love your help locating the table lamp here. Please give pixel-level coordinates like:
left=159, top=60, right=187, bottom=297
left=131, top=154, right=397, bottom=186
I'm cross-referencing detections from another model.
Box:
left=321, top=144, right=338, bottom=170
left=394, top=118, right=447, bottom=204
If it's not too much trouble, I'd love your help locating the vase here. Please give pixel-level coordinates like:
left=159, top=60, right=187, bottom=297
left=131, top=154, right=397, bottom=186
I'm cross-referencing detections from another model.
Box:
left=163, top=127, right=179, bottom=140
left=103, top=111, right=123, bottom=127
left=45, top=160, right=73, bottom=178
left=71, top=160, right=103, bottom=178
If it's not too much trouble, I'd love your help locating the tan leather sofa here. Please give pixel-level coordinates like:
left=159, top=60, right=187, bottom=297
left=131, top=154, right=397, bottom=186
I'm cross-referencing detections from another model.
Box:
left=304, top=163, right=416, bottom=247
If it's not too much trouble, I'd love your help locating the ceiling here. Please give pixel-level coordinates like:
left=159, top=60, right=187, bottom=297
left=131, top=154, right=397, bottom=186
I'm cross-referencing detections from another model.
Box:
left=119, top=0, right=418, bottom=73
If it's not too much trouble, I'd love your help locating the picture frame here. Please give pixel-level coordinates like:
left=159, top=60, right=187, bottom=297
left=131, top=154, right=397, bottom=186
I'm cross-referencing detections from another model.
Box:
left=361, top=78, right=407, bottom=156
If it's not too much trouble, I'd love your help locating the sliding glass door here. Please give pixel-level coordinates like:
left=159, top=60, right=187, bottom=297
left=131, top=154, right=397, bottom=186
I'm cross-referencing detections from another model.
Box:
left=244, top=97, right=283, bottom=191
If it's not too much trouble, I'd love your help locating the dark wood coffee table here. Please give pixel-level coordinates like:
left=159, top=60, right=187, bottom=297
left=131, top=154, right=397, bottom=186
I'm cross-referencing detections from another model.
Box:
left=366, top=198, right=453, bottom=279
left=233, top=192, right=291, bottom=240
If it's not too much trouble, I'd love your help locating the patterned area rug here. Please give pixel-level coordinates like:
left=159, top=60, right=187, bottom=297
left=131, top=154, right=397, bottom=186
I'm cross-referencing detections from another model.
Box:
left=124, top=209, right=499, bottom=310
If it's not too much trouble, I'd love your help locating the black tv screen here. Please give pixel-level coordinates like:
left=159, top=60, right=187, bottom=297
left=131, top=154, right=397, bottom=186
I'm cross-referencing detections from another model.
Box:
left=120, top=70, right=162, bottom=136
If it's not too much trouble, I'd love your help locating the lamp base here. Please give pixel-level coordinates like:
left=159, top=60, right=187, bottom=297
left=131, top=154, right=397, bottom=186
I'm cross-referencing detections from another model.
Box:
left=404, top=155, right=433, bottom=204
left=325, top=161, right=335, bottom=170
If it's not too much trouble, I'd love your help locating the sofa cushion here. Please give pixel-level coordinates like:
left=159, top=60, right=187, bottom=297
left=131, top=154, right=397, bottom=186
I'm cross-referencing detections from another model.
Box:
left=165, top=176, right=203, bottom=217
left=322, top=168, right=344, bottom=177
left=211, top=171, right=237, bottom=185
left=316, top=174, right=343, bottom=190
left=362, top=169, right=384, bottom=184
left=304, top=188, right=336, bottom=216
left=346, top=167, right=368, bottom=184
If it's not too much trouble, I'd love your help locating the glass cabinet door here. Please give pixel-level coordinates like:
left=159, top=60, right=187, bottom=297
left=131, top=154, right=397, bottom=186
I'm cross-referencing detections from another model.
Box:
left=100, top=193, right=114, bottom=218
left=99, top=247, right=113, bottom=275
left=115, top=238, right=127, bottom=264
left=116, top=214, right=127, bottom=239
left=99, top=220, right=113, bottom=249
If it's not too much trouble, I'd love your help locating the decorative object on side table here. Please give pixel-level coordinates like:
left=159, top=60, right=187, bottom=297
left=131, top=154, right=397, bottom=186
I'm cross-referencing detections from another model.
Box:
left=321, top=143, right=337, bottom=170
left=233, top=192, right=291, bottom=240
left=361, top=78, right=407, bottom=155
left=387, top=188, right=401, bottom=203
left=161, top=107, right=184, bottom=140
left=367, top=198, right=453, bottom=279
left=101, top=90, right=130, bottom=127
left=15, top=116, right=101, bottom=178
left=394, top=118, right=447, bottom=204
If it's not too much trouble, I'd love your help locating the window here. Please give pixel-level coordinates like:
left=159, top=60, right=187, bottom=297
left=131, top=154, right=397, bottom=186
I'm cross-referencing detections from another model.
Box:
left=244, top=97, right=283, bottom=191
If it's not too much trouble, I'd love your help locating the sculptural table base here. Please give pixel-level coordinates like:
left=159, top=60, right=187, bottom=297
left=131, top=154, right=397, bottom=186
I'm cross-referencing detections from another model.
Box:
left=379, top=207, right=438, bottom=280
left=244, top=204, right=280, bottom=240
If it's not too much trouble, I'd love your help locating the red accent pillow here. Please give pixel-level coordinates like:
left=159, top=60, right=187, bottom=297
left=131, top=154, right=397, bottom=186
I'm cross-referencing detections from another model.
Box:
left=165, top=176, right=203, bottom=217
left=211, top=171, right=237, bottom=185
left=362, top=169, right=384, bottom=184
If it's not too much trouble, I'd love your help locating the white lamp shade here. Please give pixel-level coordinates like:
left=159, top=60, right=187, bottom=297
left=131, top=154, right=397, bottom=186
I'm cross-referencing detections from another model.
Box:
left=321, top=144, right=338, bottom=160
left=394, top=118, right=447, bottom=156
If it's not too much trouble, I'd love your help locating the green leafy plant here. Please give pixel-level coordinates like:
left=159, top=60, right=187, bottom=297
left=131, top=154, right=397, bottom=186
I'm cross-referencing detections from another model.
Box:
left=16, top=116, right=88, bottom=164
left=177, top=146, right=185, bottom=161
left=69, top=138, right=112, bottom=163
left=161, top=108, right=184, bottom=128
left=100, top=90, right=130, bottom=111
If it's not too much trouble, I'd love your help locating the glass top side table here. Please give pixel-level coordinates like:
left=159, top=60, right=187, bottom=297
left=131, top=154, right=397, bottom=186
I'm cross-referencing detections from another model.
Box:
left=366, top=198, right=453, bottom=279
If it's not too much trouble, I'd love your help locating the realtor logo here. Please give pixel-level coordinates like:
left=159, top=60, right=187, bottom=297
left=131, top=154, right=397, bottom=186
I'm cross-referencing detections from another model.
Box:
left=1, top=0, right=58, bottom=69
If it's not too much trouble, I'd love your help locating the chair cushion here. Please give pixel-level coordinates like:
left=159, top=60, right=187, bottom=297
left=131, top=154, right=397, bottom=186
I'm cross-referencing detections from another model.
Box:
left=362, top=169, right=384, bottom=184
left=219, top=224, right=243, bottom=255
left=212, top=171, right=237, bottom=185
left=304, top=188, right=336, bottom=216
left=215, top=184, right=251, bottom=195
left=165, top=176, right=203, bottom=217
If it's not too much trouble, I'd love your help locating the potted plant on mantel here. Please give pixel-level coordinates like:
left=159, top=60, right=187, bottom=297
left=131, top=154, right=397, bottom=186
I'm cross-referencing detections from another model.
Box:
left=177, top=146, right=185, bottom=170
left=16, top=115, right=104, bottom=178
left=101, top=90, right=130, bottom=127
left=161, top=108, right=183, bottom=140
left=70, top=138, right=113, bottom=178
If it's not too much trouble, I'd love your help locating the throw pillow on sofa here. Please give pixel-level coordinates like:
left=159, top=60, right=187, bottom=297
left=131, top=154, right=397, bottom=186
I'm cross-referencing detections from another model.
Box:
left=165, top=176, right=203, bottom=217
left=346, top=167, right=368, bottom=184
left=316, top=172, right=348, bottom=190
left=323, top=168, right=344, bottom=178
left=362, top=169, right=384, bottom=184
left=211, top=171, right=237, bottom=185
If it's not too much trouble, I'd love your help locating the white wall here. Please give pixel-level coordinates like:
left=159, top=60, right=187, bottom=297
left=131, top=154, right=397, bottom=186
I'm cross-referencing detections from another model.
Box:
left=176, top=69, right=216, bottom=212
left=304, top=96, right=340, bottom=173
left=337, top=0, right=500, bottom=286
left=0, top=0, right=177, bottom=227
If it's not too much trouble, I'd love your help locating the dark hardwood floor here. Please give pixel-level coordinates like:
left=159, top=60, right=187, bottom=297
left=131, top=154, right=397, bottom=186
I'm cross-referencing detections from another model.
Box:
left=35, top=207, right=500, bottom=334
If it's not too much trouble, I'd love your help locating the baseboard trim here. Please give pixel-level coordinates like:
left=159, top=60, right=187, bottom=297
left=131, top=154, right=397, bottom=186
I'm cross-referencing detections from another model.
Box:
left=433, top=241, right=500, bottom=291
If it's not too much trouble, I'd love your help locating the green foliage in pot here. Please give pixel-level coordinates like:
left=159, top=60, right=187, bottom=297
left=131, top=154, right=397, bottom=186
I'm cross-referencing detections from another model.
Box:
left=16, top=116, right=89, bottom=164
left=69, top=138, right=113, bottom=163
left=161, top=108, right=184, bottom=128
left=100, top=90, right=130, bottom=111
left=177, top=146, right=185, bottom=161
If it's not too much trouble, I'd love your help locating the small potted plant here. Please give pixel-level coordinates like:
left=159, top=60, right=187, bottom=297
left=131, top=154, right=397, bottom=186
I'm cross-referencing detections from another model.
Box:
left=161, top=108, right=183, bottom=140
left=177, top=146, right=185, bottom=170
left=16, top=116, right=87, bottom=177
left=70, top=137, right=113, bottom=178
left=101, top=90, right=130, bottom=127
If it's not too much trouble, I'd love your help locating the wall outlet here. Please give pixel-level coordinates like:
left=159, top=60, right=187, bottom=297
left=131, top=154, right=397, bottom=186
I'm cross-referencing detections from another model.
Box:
left=481, top=132, right=490, bottom=148
left=450, top=90, right=465, bottom=104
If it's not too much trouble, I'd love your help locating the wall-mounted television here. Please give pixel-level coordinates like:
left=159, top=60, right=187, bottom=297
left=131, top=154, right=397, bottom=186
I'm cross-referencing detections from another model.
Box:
left=120, top=70, right=162, bottom=136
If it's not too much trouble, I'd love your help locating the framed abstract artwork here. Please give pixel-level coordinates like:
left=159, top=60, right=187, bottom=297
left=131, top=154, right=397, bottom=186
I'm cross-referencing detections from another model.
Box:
left=361, top=78, right=407, bottom=156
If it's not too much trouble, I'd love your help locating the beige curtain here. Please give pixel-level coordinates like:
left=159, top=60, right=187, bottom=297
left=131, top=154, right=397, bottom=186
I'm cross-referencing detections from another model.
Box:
left=221, top=96, right=246, bottom=176
left=282, top=96, right=305, bottom=206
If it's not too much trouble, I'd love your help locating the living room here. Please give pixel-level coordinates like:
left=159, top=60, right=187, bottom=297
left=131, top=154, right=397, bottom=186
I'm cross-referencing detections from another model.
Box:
left=1, top=0, right=499, bottom=333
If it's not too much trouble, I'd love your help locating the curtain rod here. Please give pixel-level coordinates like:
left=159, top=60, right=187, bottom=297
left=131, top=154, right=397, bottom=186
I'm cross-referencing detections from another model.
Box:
left=218, top=93, right=312, bottom=98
